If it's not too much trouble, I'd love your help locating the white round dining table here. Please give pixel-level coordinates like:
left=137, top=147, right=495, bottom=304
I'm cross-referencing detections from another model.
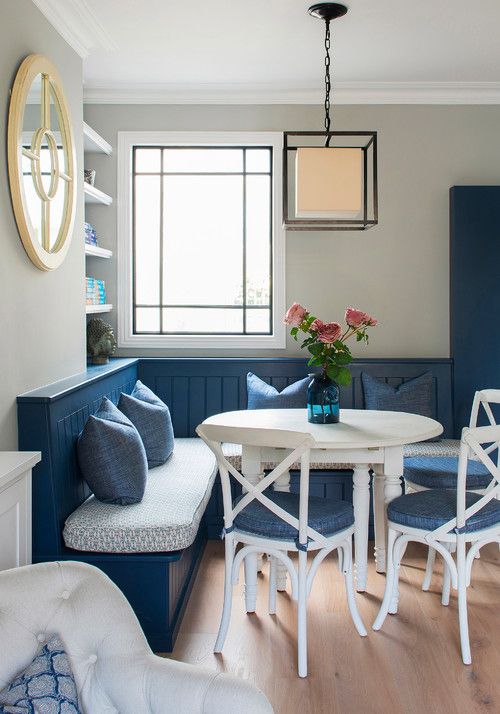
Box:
left=203, top=408, right=443, bottom=602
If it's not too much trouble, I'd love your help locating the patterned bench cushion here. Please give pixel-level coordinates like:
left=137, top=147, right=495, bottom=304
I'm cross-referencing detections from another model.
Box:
left=63, top=438, right=217, bottom=553
left=221, top=439, right=460, bottom=471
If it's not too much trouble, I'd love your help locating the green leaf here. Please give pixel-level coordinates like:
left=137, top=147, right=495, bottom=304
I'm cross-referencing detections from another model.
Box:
left=308, top=343, right=322, bottom=356
left=290, top=327, right=298, bottom=336
left=326, top=364, right=340, bottom=380
left=336, top=367, right=352, bottom=386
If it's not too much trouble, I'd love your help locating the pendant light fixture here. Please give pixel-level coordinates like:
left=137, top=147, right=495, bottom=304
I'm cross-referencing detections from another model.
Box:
left=283, top=3, right=378, bottom=230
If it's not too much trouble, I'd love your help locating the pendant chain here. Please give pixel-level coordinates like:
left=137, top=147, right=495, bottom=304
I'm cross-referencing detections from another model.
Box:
left=324, top=18, right=332, bottom=140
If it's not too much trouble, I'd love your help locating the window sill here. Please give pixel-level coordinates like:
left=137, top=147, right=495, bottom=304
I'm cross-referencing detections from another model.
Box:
left=118, top=332, right=286, bottom=350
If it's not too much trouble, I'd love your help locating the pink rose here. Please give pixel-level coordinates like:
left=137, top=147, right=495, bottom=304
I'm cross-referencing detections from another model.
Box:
left=317, top=321, right=342, bottom=344
left=345, top=307, right=378, bottom=328
left=345, top=307, right=366, bottom=328
left=284, top=302, right=308, bottom=327
left=310, top=318, right=324, bottom=332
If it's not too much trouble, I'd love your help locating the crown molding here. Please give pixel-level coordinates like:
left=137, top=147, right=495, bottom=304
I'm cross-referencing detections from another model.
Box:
left=83, top=81, right=500, bottom=105
left=32, top=0, right=117, bottom=58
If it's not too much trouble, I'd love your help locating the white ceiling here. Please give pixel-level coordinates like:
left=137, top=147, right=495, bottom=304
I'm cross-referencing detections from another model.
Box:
left=33, top=0, right=500, bottom=103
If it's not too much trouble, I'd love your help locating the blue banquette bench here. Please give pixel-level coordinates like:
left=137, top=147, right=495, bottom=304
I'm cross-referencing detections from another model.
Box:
left=17, top=357, right=454, bottom=652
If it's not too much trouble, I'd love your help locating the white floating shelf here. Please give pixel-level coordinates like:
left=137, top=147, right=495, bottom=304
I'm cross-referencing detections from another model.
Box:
left=83, top=122, right=112, bottom=155
left=86, top=304, right=113, bottom=314
left=85, top=244, right=113, bottom=259
left=84, top=183, right=113, bottom=206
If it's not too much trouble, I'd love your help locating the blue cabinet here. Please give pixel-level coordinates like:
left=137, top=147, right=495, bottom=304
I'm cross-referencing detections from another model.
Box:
left=450, top=186, right=500, bottom=433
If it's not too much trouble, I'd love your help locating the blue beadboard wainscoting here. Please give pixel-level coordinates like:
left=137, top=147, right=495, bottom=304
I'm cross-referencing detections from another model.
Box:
left=18, top=357, right=454, bottom=651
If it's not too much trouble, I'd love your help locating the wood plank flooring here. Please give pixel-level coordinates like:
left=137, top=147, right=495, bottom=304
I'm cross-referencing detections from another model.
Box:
left=168, top=540, right=500, bottom=714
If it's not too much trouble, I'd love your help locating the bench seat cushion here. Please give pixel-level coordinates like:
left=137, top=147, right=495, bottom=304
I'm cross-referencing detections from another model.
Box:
left=63, top=438, right=217, bottom=553
left=221, top=439, right=460, bottom=472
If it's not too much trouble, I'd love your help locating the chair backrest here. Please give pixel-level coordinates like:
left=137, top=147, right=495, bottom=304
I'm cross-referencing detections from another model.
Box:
left=431, top=424, right=500, bottom=540
left=196, top=423, right=329, bottom=549
left=468, top=389, right=500, bottom=462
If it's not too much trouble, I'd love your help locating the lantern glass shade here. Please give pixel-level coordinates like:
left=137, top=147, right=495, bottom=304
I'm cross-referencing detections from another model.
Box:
left=295, top=147, right=362, bottom=218
left=283, top=131, right=378, bottom=230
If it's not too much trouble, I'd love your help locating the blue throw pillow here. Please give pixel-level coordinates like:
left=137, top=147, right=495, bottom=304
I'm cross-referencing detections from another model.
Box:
left=118, top=380, right=174, bottom=467
left=0, top=634, right=82, bottom=713
left=361, top=372, right=438, bottom=440
left=77, top=397, right=147, bottom=504
left=247, top=372, right=309, bottom=409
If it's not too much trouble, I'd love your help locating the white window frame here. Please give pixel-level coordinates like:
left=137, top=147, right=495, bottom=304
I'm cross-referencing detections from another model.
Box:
left=117, top=131, right=285, bottom=349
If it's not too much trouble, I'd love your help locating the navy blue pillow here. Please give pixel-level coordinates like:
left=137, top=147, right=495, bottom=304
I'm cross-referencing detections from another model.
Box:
left=247, top=372, right=309, bottom=409
left=118, top=380, right=174, bottom=467
left=77, top=397, right=147, bottom=504
left=0, top=634, right=82, bottom=713
left=361, top=371, right=438, bottom=440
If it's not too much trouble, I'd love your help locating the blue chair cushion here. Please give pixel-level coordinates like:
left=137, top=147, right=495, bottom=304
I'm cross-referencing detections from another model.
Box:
left=388, top=489, right=500, bottom=534
left=362, top=371, right=439, bottom=441
left=0, top=634, right=82, bottom=713
left=77, top=397, right=147, bottom=505
left=234, top=491, right=354, bottom=540
left=404, top=456, right=492, bottom=490
left=118, top=380, right=174, bottom=467
left=247, top=372, right=309, bottom=409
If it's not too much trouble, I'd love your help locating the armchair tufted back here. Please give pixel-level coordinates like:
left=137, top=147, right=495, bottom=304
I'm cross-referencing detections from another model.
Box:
left=0, top=561, right=273, bottom=714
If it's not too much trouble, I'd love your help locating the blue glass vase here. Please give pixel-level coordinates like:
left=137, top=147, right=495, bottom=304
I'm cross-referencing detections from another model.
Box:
left=307, top=372, right=340, bottom=424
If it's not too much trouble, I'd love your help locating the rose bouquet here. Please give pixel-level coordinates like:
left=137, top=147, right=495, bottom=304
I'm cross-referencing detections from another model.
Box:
left=284, top=303, right=378, bottom=387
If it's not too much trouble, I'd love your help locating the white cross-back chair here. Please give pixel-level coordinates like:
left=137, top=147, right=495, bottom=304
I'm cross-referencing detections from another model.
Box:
left=196, top=423, right=367, bottom=678
left=406, top=389, right=500, bottom=598
left=374, top=423, right=500, bottom=664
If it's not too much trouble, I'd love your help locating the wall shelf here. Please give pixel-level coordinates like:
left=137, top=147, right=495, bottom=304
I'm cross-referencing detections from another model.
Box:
left=85, top=245, right=113, bottom=259
left=84, top=183, right=113, bottom=206
left=83, top=122, right=112, bottom=155
left=86, top=304, right=113, bottom=315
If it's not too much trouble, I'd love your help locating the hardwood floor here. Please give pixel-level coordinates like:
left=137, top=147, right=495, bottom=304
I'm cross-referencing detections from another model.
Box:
left=169, top=540, right=500, bottom=714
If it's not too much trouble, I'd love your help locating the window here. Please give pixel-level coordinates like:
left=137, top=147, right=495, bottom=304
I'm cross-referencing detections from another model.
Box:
left=118, top=132, right=285, bottom=348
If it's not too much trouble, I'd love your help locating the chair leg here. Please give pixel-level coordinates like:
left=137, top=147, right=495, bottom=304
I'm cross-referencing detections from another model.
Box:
left=373, top=528, right=398, bottom=631
left=457, top=537, right=472, bottom=665
left=441, top=543, right=455, bottom=607
left=244, top=551, right=258, bottom=614
left=297, top=550, right=308, bottom=678
left=389, top=535, right=406, bottom=615
left=422, top=548, right=436, bottom=591
left=341, top=540, right=367, bottom=637
left=214, top=534, right=235, bottom=653
left=268, top=555, right=277, bottom=615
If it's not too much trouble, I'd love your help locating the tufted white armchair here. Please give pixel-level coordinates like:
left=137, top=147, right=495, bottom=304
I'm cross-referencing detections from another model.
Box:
left=0, top=561, right=273, bottom=713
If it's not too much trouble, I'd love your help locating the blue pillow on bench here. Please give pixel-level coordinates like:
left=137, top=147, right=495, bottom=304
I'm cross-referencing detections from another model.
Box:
left=77, top=397, right=147, bottom=504
left=118, top=381, right=174, bottom=467
left=362, top=371, right=439, bottom=441
left=247, top=372, right=309, bottom=409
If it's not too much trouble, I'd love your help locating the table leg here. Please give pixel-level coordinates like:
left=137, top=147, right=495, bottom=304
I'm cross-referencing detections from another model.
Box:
left=241, top=446, right=265, bottom=609
left=383, top=447, right=404, bottom=611
left=273, top=467, right=291, bottom=591
left=373, top=468, right=386, bottom=573
left=353, top=464, right=371, bottom=592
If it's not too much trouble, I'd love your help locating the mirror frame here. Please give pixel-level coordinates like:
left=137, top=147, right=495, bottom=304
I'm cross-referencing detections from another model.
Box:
left=8, top=54, right=77, bottom=271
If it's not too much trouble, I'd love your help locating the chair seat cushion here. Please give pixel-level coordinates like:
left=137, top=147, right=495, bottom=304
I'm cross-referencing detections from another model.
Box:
left=234, top=491, right=354, bottom=540
left=404, top=456, right=492, bottom=490
left=64, top=438, right=217, bottom=553
left=388, top=489, right=500, bottom=533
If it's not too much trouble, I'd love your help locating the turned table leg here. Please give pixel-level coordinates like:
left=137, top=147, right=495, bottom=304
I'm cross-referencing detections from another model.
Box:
left=273, top=466, right=291, bottom=591
left=241, top=446, right=265, bottom=612
left=383, top=447, right=404, bottom=610
left=373, top=468, right=386, bottom=573
left=353, top=464, right=371, bottom=592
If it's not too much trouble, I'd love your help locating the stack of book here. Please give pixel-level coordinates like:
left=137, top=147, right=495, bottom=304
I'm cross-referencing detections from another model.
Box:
left=85, top=222, right=97, bottom=246
left=86, top=277, right=107, bottom=305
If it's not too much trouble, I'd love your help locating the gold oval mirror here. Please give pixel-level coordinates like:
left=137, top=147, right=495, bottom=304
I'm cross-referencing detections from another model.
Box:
left=8, top=54, right=77, bottom=271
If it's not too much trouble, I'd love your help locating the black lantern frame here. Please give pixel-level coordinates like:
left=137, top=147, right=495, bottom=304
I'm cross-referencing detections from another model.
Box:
left=283, top=130, right=378, bottom=231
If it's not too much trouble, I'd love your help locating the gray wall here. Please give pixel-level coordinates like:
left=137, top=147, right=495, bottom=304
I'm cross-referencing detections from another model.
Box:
left=0, top=0, right=85, bottom=449
left=84, top=102, right=500, bottom=360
